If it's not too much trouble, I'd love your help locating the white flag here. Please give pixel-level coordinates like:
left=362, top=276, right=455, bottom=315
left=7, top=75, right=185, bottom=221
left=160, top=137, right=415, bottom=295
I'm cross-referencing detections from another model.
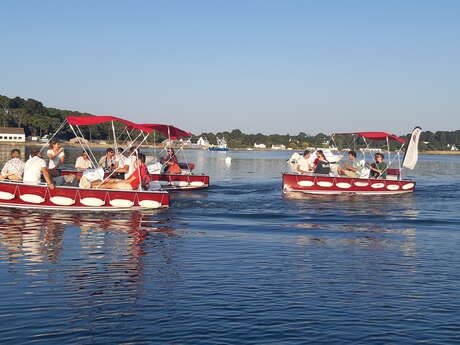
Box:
left=402, top=127, right=422, bottom=169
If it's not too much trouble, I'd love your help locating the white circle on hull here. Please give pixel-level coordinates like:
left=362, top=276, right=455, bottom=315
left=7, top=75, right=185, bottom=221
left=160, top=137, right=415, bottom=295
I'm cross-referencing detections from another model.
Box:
left=190, top=181, right=205, bottom=187
left=336, top=182, right=351, bottom=189
left=20, top=194, right=45, bottom=204
left=50, top=196, right=75, bottom=206
left=354, top=181, right=369, bottom=187
left=172, top=181, right=189, bottom=187
left=386, top=184, right=400, bottom=191
left=317, top=181, right=333, bottom=188
left=139, top=200, right=162, bottom=208
left=402, top=183, right=415, bottom=190
left=297, top=180, right=314, bottom=187
left=80, top=197, right=105, bottom=207
left=370, top=183, right=385, bottom=189
left=0, top=191, right=15, bottom=200
left=109, top=199, right=134, bottom=208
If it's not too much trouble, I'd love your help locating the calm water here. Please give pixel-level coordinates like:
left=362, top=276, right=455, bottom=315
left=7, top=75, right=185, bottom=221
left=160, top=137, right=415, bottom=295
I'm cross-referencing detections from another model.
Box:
left=0, top=146, right=459, bottom=344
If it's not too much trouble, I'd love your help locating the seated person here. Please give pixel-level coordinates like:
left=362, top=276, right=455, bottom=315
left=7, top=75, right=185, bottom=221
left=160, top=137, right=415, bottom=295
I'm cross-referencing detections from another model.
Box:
left=368, top=153, right=387, bottom=179
left=115, top=147, right=137, bottom=179
left=23, top=150, right=55, bottom=189
left=98, top=148, right=115, bottom=170
left=313, top=150, right=331, bottom=175
left=91, top=153, right=148, bottom=190
left=338, top=151, right=362, bottom=178
left=296, top=150, right=313, bottom=174
left=0, top=149, right=25, bottom=181
left=47, top=140, right=65, bottom=177
left=75, top=151, right=93, bottom=171
left=161, top=148, right=181, bottom=174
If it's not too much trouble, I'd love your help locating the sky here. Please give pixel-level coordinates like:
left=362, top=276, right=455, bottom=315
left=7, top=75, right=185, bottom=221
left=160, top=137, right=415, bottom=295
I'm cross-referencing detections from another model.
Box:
left=1, top=1, right=459, bottom=135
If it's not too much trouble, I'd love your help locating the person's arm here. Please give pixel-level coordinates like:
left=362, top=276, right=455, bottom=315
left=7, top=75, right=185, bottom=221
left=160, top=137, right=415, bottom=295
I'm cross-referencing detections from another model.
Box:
left=41, top=168, right=55, bottom=189
left=1, top=162, right=8, bottom=177
left=115, top=164, right=129, bottom=173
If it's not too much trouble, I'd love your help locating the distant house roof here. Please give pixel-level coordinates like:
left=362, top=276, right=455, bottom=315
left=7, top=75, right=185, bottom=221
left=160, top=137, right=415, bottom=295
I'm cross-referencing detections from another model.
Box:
left=0, top=127, right=25, bottom=135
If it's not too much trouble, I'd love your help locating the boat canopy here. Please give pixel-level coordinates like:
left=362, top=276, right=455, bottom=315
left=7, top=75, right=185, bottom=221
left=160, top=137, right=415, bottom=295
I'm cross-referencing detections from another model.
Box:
left=132, top=124, right=192, bottom=139
left=333, top=132, right=405, bottom=144
left=66, top=116, right=153, bottom=133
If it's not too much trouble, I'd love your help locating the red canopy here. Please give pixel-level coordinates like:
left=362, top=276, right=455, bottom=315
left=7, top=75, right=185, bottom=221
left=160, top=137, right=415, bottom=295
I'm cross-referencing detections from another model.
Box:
left=137, top=124, right=192, bottom=139
left=66, top=116, right=153, bottom=133
left=333, top=132, right=405, bottom=143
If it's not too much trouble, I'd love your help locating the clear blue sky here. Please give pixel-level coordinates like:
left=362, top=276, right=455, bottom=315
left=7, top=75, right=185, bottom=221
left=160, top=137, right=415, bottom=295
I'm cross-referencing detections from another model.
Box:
left=1, top=1, right=458, bottom=135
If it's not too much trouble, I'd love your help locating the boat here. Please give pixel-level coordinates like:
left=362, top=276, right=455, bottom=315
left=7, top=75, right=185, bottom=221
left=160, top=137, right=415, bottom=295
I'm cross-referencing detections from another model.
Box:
left=209, top=137, right=229, bottom=151
left=134, top=124, right=210, bottom=191
left=283, top=128, right=422, bottom=195
left=0, top=116, right=169, bottom=211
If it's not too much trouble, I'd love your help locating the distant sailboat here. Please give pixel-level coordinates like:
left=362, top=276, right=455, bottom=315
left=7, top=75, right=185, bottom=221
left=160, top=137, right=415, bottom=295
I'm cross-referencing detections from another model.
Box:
left=209, top=137, right=229, bottom=151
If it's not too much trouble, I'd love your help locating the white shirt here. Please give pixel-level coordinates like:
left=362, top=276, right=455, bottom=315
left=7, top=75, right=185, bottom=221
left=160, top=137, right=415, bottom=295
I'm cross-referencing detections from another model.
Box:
left=124, top=155, right=137, bottom=180
left=115, top=154, right=127, bottom=169
left=1, top=158, right=25, bottom=178
left=23, top=156, right=47, bottom=184
left=47, top=149, right=65, bottom=169
left=297, top=156, right=312, bottom=173
left=75, top=156, right=93, bottom=170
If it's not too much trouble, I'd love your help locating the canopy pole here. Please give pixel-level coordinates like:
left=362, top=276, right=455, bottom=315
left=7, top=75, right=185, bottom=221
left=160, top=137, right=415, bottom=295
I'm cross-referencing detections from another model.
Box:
left=112, top=121, right=118, bottom=154
left=38, top=120, right=67, bottom=155
left=74, top=125, right=99, bottom=167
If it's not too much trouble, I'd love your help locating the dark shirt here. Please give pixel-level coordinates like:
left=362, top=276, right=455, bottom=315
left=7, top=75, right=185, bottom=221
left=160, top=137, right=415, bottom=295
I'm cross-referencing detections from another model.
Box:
left=370, top=161, right=387, bottom=179
left=314, top=159, right=331, bottom=175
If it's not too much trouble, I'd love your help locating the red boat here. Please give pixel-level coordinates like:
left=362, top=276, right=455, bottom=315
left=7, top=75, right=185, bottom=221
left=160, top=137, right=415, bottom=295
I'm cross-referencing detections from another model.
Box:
left=0, top=116, right=169, bottom=211
left=137, top=124, right=210, bottom=191
left=283, top=128, right=421, bottom=196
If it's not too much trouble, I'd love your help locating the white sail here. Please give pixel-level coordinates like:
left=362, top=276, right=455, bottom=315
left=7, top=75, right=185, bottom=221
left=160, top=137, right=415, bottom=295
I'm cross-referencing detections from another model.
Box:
left=402, top=127, right=422, bottom=169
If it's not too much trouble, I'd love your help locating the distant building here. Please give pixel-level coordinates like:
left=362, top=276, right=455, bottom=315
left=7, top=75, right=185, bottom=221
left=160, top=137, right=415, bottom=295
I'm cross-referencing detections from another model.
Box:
left=451, top=144, right=458, bottom=151
left=271, top=144, right=286, bottom=150
left=254, top=143, right=266, bottom=149
left=0, top=127, right=25, bottom=142
left=197, top=136, right=209, bottom=147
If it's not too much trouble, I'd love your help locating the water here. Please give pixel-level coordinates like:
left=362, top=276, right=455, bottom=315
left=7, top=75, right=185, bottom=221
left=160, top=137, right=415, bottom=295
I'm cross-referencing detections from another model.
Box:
left=0, top=146, right=459, bottom=344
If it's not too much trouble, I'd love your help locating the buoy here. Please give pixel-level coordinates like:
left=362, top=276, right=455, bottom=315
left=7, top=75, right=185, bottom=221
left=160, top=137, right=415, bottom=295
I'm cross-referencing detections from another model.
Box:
left=190, top=181, right=205, bottom=187
left=20, top=194, right=45, bottom=204
left=80, top=197, right=105, bottom=207
left=139, top=200, right=162, bottom=208
left=297, top=180, right=314, bottom=187
left=402, top=183, right=415, bottom=190
left=50, top=196, right=75, bottom=206
left=370, top=183, right=385, bottom=189
left=317, top=181, right=333, bottom=187
left=354, top=181, right=369, bottom=187
left=0, top=191, right=15, bottom=200
left=109, top=199, right=134, bottom=208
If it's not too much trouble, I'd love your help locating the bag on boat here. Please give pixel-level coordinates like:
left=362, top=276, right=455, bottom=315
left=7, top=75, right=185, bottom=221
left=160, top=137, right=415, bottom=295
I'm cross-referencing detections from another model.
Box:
left=82, top=167, right=104, bottom=182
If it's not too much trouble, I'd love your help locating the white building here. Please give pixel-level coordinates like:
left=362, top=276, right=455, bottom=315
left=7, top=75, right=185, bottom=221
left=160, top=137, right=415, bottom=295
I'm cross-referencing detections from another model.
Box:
left=451, top=144, right=458, bottom=151
left=197, top=136, right=209, bottom=147
left=254, top=143, right=266, bottom=149
left=271, top=144, right=286, bottom=150
left=0, top=127, right=25, bottom=142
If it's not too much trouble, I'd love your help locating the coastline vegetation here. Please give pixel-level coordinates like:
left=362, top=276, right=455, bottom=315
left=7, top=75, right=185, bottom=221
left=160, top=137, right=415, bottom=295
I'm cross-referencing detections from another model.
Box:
left=1, top=94, right=459, bottom=151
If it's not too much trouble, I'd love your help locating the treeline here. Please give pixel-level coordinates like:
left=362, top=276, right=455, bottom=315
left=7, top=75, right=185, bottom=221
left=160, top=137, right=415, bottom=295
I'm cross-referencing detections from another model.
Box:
left=1, top=95, right=459, bottom=150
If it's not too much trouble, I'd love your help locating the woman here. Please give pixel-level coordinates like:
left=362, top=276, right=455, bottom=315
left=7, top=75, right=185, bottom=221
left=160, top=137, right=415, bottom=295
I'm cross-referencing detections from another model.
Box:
left=75, top=151, right=93, bottom=171
left=313, top=150, right=331, bottom=175
left=369, top=153, right=387, bottom=179
left=47, top=140, right=65, bottom=176
left=161, top=148, right=181, bottom=174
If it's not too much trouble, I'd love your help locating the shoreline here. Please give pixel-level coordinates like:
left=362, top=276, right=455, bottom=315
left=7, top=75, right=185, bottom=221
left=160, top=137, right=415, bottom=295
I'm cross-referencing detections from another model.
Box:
left=1, top=141, right=459, bottom=155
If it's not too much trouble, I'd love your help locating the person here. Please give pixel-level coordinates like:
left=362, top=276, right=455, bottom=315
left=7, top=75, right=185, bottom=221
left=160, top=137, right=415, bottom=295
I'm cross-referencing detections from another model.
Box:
left=0, top=149, right=25, bottom=181
left=47, top=140, right=65, bottom=176
left=114, top=147, right=137, bottom=179
left=75, top=151, right=93, bottom=171
left=23, top=150, right=55, bottom=189
left=91, top=153, right=148, bottom=190
left=338, top=151, right=362, bottom=178
left=112, top=147, right=128, bottom=179
left=313, top=150, right=331, bottom=175
left=368, top=153, right=387, bottom=179
left=98, top=148, right=115, bottom=170
left=296, top=150, right=313, bottom=174
left=160, top=147, right=181, bottom=174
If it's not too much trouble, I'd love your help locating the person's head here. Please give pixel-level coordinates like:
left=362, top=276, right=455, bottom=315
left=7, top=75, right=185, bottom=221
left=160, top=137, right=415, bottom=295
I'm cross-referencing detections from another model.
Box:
left=317, top=150, right=326, bottom=160
left=10, top=149, right=20, bottom=159
left=82, top=151, right=89, bottom=160
left=375, top=153, right=384, bottom=162
left=128, top=146, right=137, bottom=155
left=49, top=139, right=61, bottom=150
left=348, top=151, right=357, bottom=160
left=167, top=147, right=175, bottom=155
left=117, top=148, right=124, bottom=154
left=136, top=153, right=146, bottom=167
left=30, top=149, right=40, bottom=158
left=302, top=150, right=310, bottom=158
left=106, top=148, right=114, bottom=157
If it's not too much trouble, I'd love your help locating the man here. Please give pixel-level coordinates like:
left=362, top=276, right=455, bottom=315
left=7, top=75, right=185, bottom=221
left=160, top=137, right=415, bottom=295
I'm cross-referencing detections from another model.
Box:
left=23, top=150, right=55, bottom=189
left=91, top=153, right=148, bottom=190
left=339, top=151, right=362, bottom=178
left=296, top=150, right=313, bottom=174
left=98, top=148, right=115, bottom=170
left=75, top=151, right=93, bottom=171
left=0, top=149, right=25, bottom=181
left=369, top=153, right=387, bottom=179
left=112, top=147, right=129, bottom=179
